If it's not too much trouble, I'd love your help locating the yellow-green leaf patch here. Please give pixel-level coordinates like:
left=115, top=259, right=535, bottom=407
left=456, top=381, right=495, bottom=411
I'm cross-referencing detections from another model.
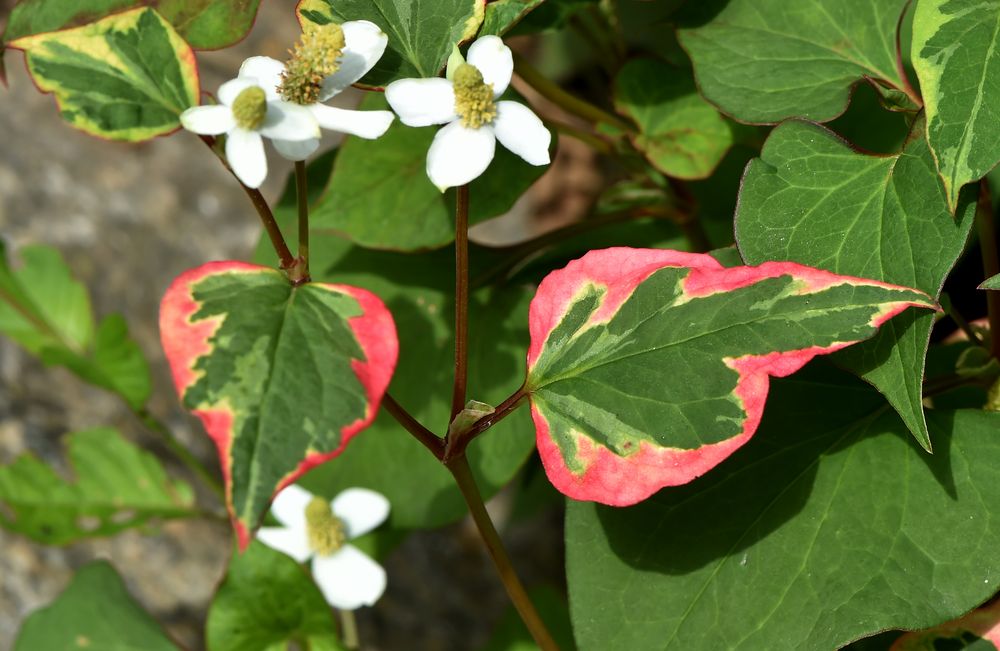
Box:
left=9, top=8, right=199, bottom=141
left=2, top=0, right=261, bottom=50
left=912, top=0, right=1000, bottom=212
left=159, top=261, right=398, bottom=547
left=526, top=247, right=933, bottom=504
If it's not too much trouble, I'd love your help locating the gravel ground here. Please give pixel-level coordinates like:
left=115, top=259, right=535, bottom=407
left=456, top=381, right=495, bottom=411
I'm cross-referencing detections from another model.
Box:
left=0, top=4, right=566, bottom=649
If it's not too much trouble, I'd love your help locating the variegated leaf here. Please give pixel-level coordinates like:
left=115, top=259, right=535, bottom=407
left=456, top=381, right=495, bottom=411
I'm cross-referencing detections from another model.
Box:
left=525, top=247, right=934, bottom=504
left=9, top=8, right=198, bottom=141
left=159, top=262, right=397, bottom=547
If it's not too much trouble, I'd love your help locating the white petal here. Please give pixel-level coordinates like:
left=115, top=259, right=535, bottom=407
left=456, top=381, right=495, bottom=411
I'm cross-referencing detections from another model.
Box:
left=180, top=105, right=235, bottom=135
left=310, top=104, right=394, bottom=139
left=226, top=128, right=267, bottom=188
left=319, top=20, right=389, bottom=99
left=218, top=77, right=259, bottom=106
left=260, top=101, right=320, bottom=141
left=257, top=527, right=312, bottom=563
left=385, top=78, right=456, bottom=127
left=426, top=121, right=496, bottom=191
left=494, top=101, right=551, bottom=166
left=270, top=483, right=314, bottom=530
left=332, top=488, right=390, bottom=538
left=467, top=35, right=513, bottom=97
left=239, top=56, right=285, bottom=102
left=311, top=545, right=387, bottom=610
left=273, top=138, right=321, bottom=161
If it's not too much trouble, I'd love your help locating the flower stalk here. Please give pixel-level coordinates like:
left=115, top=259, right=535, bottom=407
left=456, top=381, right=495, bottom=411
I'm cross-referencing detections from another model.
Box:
left=445, top=454, right=561, bottom=651
left=295, top=160, right=311, bottom=283
left=451, top=184, right=471, bottom=423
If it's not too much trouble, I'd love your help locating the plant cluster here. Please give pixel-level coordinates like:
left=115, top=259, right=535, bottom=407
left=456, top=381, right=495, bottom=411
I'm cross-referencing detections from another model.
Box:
left=2, top=0, right=1000, bottom=649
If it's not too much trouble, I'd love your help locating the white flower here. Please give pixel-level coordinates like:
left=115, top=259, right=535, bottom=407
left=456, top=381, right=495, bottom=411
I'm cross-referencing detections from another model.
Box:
left=258, top=484, right=390, bottom=610
left=238, top=20, right=395, bottom=162
left=180, top=77, right=320, bottom=189
left=385, top=35, right=552, bottom=191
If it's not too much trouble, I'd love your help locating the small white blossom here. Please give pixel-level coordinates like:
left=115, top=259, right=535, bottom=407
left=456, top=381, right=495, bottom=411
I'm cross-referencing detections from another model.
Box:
left=258, top=484, right=390, bottom=610
left=239, top=20, right=395, bottom=162
left=180, top=76, right=319, bottom=189
left=385, top=35, right=552, bottom=191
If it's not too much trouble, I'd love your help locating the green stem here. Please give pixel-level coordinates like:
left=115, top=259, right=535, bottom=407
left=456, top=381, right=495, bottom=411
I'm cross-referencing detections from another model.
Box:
left=451, top=185, right=471, bottom=423
left=445, top=455, right=561, bottom=651
left=382, top=393, right=444, bottom=458
left=198, top=135, right=296, bottom=272
left=338, top=609, right=359, bottom=650
left=294, top=160, right=311, bottom=284
left=137, top=409, right=224, bottom=499
left=977, top=181, right=1000, bottom=358
left=512, top=51, right=634, bottom=133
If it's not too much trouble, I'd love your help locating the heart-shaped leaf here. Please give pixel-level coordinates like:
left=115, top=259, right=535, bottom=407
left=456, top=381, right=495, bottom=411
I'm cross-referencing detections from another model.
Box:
left=2, top=0, right=262, bottom=50
left=736, top=118, right=975, bottom=449
left=526, top=247, right=933, bottom=504
left=253, top=152, right=536, bottom=528
left=614, top=58, right=734, bottom=180
left=565, top=366, right=1000, bottom=650
left=0, top=428, right=197, bottom=545
left=677, top=0, right=912, bottom=124
left=912, top=0, right=1000, bottom=212
left=8, top=8, right=199, bottom=141
left=296, top=0, right=484, bottom=88
left=159, top=262, right=398, bottom=547
left=14, top=561, right=179, bottom=650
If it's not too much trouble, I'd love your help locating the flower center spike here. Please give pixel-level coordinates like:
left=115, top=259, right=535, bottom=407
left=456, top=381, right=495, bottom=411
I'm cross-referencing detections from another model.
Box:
left=232, top=86, right=267, bottom=130
left=305, top=496, right=347, bottom=556
left=279, top=23, right=346, bottom=105
left=453, top=63, right=496, bottom=129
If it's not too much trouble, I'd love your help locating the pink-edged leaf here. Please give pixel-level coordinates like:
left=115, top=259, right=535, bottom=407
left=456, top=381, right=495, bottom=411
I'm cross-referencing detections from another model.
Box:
left=891, top=599, right=1000, bottom=649
left=159, top=261, right=397, bottom=548
left=525, top=247, right=935, bottom=505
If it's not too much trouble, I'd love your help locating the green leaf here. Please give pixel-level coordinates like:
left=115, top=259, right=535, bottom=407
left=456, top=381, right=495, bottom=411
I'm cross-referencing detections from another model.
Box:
left=0, top=428, right=196, bottom=545
left=160, top=261, right=398, bottom=546
left=0, top=243, right=151, bottom=408
left=892, top=599, right=1000, bottom=650
left=252, top=154, right=535, bottom=529
left=912, top=0, right=1000, bottom=212
left=14, top=561, right=180, bottom=650
left=2, top=0, right=262, bottom=50
left=9, top=8, right=199, bottom=141
left=736, top=118, right=974, bottom=449
left=480, top=0, right=546, bottom=36
left=296, top=0, right=484, bottom=87
left=207, top=542, right=344, bottom=651
left=982, top=273, right=1000, bottom=290
left=526, top=247, right=933, bottom=504
left=565, top=366, right=1000, bottom=650
left=311, top=94, right=551, bottom=251
left=614, top=58, right=734, bottom=180
left=677, top=0, right=912, bottom=123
